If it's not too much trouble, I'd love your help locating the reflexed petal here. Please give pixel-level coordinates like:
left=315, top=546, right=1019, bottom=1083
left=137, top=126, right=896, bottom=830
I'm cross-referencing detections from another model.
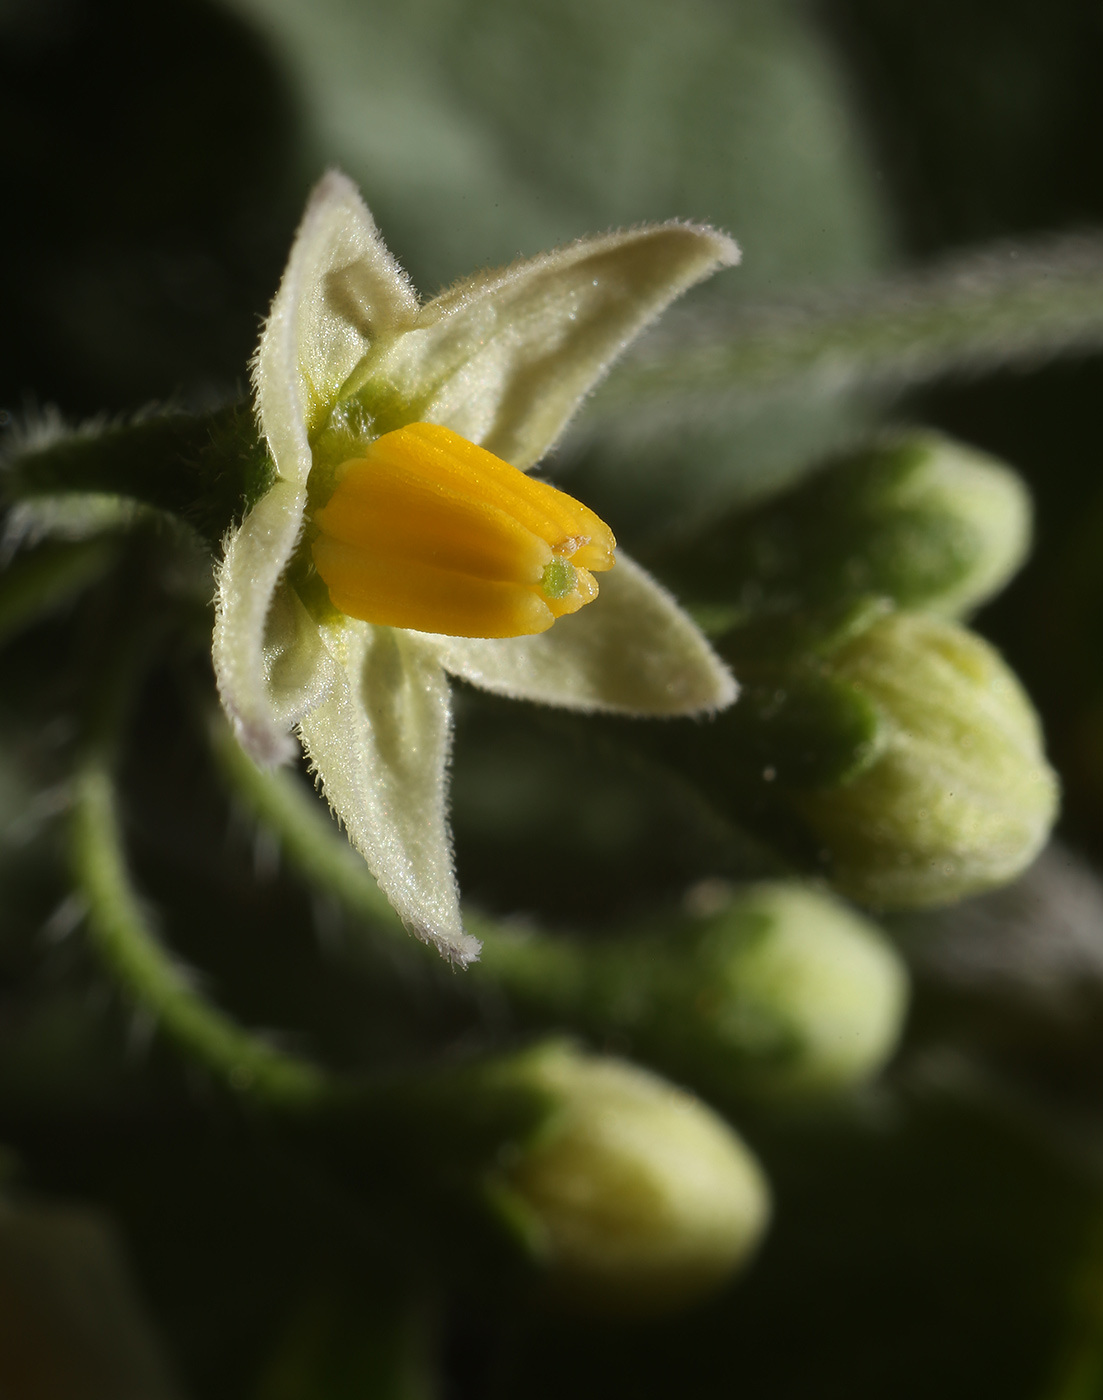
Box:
left=213, top=483, right=312, bottom=765
left=215, top=172, right=419, bottom=764
left=344, top=223, right=740, bottom=469
left=256, top=169, right=420, bottom=480
left=297, top=618, right=480, bottom=964
left=261, top=582, right=342, bottom=726
left=429, top=553, right=738, bottom=716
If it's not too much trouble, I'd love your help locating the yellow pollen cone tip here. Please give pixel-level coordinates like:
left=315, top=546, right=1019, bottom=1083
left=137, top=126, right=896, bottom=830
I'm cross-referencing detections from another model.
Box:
left=311, top=423, right=615, bottom=639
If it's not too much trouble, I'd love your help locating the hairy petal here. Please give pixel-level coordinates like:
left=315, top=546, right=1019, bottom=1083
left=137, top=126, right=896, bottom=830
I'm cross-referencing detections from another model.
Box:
left=297, top=618, right=479, bottom=964
left=429, top=553, right=737, bottom=716
left=215, top=172, right=419, bottom=763
left=346, top=223, right=740, bottom=469
left=257, top=169, right=420, bottom=476
left=213, top=484, right=312, bottom=765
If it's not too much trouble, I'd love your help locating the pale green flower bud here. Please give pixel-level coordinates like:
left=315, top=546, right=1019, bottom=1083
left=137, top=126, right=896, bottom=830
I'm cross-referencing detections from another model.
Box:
left=659, top=431, right=1030, bottom=625
left=796, top=612, right=1058, bottom=907
left=860, top=432, right=1032, bottom=617
left=666, top=882, right=908, bottom=1096
left=476, top=883, right=908, bottom=1099
left=495, top=1045, right=770, bottom=1314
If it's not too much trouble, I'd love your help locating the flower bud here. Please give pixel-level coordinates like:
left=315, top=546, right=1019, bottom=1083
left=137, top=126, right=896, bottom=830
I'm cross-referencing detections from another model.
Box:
left=659, top=431, right=1030, bottom=622
left=665, top=882, right=908, bottom=1096
left=496, top=1045, right=769, bottom=1313
left=860, top=432, right=1031, bottom=617
left=311, top=422, right=615, bottom=637
left=797, top=612, right=1058, bottom=907
left=477, top=883, right=908, bottom=1099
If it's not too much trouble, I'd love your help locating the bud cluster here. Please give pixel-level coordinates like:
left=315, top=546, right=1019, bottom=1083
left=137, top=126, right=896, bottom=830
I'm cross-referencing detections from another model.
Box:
left=654, top=433, right=1057, bottom=908
left=0, top=166, right=1065, bottom=1368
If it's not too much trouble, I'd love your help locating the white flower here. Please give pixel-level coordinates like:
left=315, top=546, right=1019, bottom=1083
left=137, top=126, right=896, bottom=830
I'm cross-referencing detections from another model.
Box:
left=213, top=172, right=739, bottom=964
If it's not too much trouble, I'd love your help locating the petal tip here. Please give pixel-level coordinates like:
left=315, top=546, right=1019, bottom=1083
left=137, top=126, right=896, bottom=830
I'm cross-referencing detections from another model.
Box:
left=408, top=917, right=483, bottom=968
left=649, top=218, right=741, bottom=275
left=678, top=221, right=742, bottom=271
left=659, top=660, right=739, bottom=719
left=701, top=664, right=740, bottom=716
left=309, top=167, right=360, bottom=208
left=229, top=712, right=299, bottom=770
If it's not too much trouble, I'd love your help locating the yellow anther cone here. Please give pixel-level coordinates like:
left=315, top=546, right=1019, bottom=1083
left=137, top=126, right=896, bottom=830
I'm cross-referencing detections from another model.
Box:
left=312, top=423, right=615, bottom=637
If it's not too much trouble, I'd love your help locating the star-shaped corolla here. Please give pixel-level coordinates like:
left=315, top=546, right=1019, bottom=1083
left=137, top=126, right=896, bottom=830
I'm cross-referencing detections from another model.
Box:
left=214, top=172, right=739, bottom=964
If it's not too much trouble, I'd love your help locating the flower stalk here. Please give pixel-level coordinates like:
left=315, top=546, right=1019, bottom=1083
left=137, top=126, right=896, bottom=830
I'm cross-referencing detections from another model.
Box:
left=587, top=232, right=1103, bottom=434
left=4, top=403, right=270, bottom=550
left=71, top=620, right=328, bottom=1108
left=208, top=713, right=906, bottom=1098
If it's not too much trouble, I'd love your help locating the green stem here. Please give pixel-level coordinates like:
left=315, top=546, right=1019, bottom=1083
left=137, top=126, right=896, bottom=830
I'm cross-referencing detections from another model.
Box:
left=587, top=233, right=1103, bottom=431
left=208, top=711, right=405, bottom=936
left=5, top=402, right=271, bottom=550
left=204, top=710, right=769, bottom=1094
left=0, top=538, right=119, bottom=648
left=208, top=709, right=612, bottom=971
left=72, top=738, right=554, bottom=1197
left=72, top=630, right=329, bottom=1108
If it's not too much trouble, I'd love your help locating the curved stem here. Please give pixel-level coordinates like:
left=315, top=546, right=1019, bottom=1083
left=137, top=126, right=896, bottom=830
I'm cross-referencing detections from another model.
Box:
left=208, top=709, right=603, bottom=980
left=0, top=538, right=118, bottom=648
left=72, top=633, right=330, bottom=1109
left=208, top=711, right=406, bottom=937
left=4, top=403, right=271, bottom=550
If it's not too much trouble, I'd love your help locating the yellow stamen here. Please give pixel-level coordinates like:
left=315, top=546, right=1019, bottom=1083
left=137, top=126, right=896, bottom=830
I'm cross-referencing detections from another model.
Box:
left=311, top=423, right=616, bottom=638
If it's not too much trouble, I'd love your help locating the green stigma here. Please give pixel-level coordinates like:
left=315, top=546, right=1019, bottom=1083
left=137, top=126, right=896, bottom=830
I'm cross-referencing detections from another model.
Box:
left=542, top=558, right=578, bottom=600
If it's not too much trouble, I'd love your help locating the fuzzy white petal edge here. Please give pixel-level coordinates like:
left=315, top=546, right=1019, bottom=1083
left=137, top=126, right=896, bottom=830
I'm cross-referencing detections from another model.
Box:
left=427, top=553, right=738, bottom=717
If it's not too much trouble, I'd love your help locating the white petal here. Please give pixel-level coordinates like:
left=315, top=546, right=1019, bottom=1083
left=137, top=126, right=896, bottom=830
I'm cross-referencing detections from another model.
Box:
left=255, top=169, right=420, bottom=481
left=297, top=618, right=480, bottom=965
left=215, top=172, right=419, bottom=765
left=345, top=223, right=739, bottom=470
left=429, top=553, right=737, bottom=717
left=213, top=483, right=310, bottom=766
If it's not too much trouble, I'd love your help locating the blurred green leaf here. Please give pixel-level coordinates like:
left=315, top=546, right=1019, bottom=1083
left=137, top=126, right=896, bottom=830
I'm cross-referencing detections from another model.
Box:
left=217, top=0, right=890, bottom=541
left=221, top=0, right=885, bottom=295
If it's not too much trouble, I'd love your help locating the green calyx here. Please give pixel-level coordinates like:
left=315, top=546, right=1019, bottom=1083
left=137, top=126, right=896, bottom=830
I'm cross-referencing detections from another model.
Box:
left=657, top=431, right=1031, bottom=624
left=795, top=611, right=1058, bottom=907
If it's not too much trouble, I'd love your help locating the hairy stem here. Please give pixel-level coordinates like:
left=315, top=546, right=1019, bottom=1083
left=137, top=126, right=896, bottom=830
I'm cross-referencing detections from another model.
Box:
left=72, top=629, right=329, bottom=1107
left=587, top=233, right=1103, bottom=433
left=5, top=403, right=269, bottom=550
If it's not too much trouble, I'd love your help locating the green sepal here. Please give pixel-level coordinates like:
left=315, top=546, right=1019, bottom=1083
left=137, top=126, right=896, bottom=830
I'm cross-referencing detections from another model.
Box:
left=689, top=596, right=890, bottom=792
left=655, top=432, right=1030, bottom=622
left=714, top=594, right=890, bottom=668
left=709, top=665, right=885, bottom=790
